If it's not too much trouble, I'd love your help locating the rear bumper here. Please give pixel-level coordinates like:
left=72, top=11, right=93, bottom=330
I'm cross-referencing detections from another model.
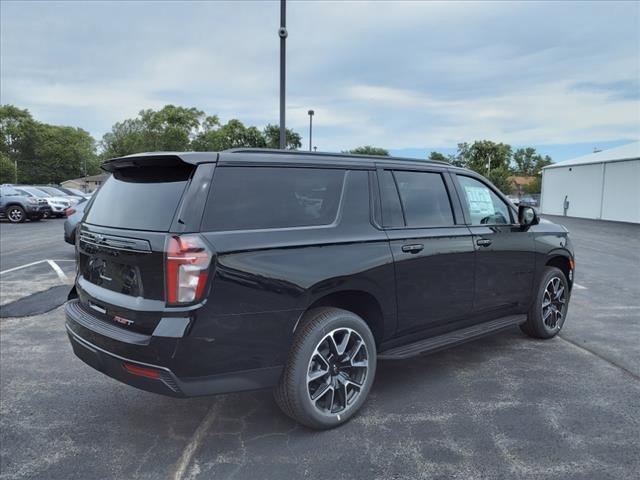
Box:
left=65, top=300, right=283, bottom=397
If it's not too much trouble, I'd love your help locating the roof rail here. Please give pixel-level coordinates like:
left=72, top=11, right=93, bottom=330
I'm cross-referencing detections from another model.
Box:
left=224, top=148, right=449, bottom=165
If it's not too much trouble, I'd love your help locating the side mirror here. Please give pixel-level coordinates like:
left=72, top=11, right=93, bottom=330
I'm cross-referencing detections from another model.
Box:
left=518, top=205, right=539, bottom=227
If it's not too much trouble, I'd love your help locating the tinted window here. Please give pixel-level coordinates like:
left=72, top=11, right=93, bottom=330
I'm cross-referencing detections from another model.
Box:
left=203, top=167, right=345, bottom=231
left=394, top=171, right=454, bottom=227
left=379, top=170, right=404, bottom=227
left=457, top=175, right=511, bottom=225
left=85, top=167, right=191, bottom=231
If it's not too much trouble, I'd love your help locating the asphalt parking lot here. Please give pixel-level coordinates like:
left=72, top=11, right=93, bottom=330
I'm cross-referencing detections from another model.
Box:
left=1, top=216, right=638, bottom=480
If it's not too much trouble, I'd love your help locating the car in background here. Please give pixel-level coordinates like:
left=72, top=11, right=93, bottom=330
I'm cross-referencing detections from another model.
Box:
left=0, top=185, right=51, bottom=223
left=36, top=186, right=82, bottom=204
left=506, top=195, right=520, bottom=206
left=14, top=186, right=73, bottom=218
left=58, top=186, right=92, bottom=200
left=63, top=198, right=88, bottom=244
left=520, top=195, right=540, bottom=208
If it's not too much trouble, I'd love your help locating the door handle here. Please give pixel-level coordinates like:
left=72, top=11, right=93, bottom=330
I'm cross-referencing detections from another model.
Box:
left=401, top=244, right=424, bottom=254
left=476, top=238, right=492, bottom=247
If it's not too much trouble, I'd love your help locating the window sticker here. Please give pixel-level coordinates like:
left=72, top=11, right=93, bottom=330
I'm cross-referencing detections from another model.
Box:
left=464, top=185, right=495, bottom=216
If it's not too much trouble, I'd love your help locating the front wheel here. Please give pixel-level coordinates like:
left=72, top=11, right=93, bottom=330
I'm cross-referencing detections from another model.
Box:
left=521, top=266, right=570, bottom=339
left=7, top=206, right=26, bottom=223
left=275, top=307, right=376, bottom=429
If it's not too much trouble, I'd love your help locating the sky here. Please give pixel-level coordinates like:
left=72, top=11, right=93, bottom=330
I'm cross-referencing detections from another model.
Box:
left=1, top=0, right=639, bottom=162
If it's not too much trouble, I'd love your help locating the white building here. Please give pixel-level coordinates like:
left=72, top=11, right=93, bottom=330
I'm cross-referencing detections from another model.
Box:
left=540, top=141, right=640, bottom=224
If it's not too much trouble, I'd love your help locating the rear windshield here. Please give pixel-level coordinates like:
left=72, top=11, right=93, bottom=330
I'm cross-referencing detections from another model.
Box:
left=85, top=166, right=192, bottom=231
left=203, top=166, right=345, bottom=231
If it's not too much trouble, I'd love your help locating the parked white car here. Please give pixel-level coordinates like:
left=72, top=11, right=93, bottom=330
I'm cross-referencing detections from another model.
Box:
left=35, top=186, right=82, bottom=205
left=14, top=186, right=74, bottom=217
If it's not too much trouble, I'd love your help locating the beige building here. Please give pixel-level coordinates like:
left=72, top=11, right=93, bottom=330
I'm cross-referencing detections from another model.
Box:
left=61, top=173, right=109, bottom=193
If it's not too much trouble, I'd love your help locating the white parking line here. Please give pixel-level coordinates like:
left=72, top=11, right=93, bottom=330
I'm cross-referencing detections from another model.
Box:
left=0, top=259, right=73, bottom=278
left=573, top=283, right=587, bottom=290
left=171, top=403, right=219, bottom=480
left=0, top=260, right=47, bottom=275
left=46, top=260, right=68, bottom=281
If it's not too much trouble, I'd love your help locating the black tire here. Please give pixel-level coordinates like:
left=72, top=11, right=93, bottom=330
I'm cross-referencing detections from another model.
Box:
left=275, top=307, right=376, bottom=429
left=521, top=266, right=570, bottom=339
left=7, top=205, right=26, bottom=223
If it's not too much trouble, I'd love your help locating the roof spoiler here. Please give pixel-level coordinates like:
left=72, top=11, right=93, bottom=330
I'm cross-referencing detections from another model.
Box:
left=101, top=152, right=218, bottom=172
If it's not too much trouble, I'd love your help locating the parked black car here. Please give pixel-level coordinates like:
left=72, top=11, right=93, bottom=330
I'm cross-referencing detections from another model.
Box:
left=65, top=150, right=574, bottom=429
left=63, top=198, right=88, bottom=244
left=0, top=185, right=51, bottom=222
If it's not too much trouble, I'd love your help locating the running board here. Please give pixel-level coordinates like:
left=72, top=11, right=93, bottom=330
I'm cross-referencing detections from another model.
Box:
left=378, top=314, right=526, bottom=360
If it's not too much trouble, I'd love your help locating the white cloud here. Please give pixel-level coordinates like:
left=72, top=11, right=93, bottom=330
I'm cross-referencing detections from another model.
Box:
left=1, top=0, right=638, bottom=151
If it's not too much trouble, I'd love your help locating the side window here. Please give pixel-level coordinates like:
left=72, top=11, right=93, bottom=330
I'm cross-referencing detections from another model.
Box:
left=457, top=175, right=511, bottom=225
left=378, top=170, right=404, bottom=228
left=203, top=167, right=345, bottom=231
left=394, top=171, right=454, bottom=227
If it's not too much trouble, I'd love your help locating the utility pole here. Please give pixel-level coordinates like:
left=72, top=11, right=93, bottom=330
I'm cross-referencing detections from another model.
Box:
left=308, top=110, right=314, bottom=152
left=14, top=160, right=17, bottom=184
left=278, top=0, right=287, bottom=149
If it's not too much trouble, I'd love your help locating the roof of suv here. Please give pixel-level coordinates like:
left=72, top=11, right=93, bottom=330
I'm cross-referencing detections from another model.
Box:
left=101, top=149, right=457, bottom=172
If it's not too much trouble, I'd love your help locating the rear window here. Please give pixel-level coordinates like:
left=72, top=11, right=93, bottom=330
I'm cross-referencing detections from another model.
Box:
left=85, top=166, right=192, bottom=231
left=203, top=167, right=345, bottom=231
left=394, top=171, right=454, bottom=227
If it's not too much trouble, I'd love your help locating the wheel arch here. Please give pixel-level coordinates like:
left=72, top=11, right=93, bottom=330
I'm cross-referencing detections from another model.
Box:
left=545, top=254, right=573, bottom=288
left=301, top=290, right=385, bottom=346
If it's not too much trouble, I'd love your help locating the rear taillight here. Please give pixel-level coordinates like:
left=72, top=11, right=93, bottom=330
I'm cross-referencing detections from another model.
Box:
left=65, top=208, right=76, bottom=217
left=165, top=235, right=211, bottom=305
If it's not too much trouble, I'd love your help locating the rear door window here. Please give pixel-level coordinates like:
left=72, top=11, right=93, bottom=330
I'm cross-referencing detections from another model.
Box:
left=203, top=167, right=345, bottom=231
left=85, top=167, right=191, bottom=231
left=394, top=171, right=454, bottom=227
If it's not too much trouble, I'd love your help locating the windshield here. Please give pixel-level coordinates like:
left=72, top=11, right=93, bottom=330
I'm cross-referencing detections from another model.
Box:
left=16, top=187, right=50, bottom=198
left=37, top=186, right=66, bottom=196
left=65, top=187, right=86, bottom=196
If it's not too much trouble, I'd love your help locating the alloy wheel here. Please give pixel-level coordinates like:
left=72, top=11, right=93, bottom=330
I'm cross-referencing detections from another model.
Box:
left=542, top=276, right=566, bottom=330
left=8, top=208, right=23, bottom=223
left=306, top=328, right=368, bottom=415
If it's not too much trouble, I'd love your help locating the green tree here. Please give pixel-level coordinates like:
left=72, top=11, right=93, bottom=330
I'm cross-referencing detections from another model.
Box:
left=0, top=152, right=16, bottom=183
left=346, top=146, right=389, bottom=156
left=428, top=151, right=448, bottom=162
left=263, top=124, right=302, bottom=150
left=486, top=167, right=513, bottom=194
left=455, top=140, right=512, bottom=173
left=0, top=105, right=39, bottom=182
left=513, top=147, right=552, bottom=176
left=1, top=105, right=98, bottom=184
left=25, top=124, right=97, bottom=184
left=101, top=105, right=205, bottom=157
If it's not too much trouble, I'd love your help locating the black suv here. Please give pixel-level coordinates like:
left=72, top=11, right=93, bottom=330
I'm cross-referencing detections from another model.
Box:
left=0, top=185, right=51, bottom=222
left=65, top=150, right=574, bottom=429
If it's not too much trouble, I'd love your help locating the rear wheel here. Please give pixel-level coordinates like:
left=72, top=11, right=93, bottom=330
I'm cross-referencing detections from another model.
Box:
left=275, top=307, right=376, bottom=429
left=521, top=266, right=569, bottom=339
left=7, top=206, right=26, bottom=223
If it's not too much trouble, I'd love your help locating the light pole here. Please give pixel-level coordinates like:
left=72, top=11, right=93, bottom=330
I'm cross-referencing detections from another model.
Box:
left=278, top=0, right=287, bottom=149
left=308, top=110, right=314, bottom=152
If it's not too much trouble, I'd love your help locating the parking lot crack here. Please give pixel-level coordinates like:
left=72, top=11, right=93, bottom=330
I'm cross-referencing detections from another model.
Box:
left=558, top=335, right=640, bottom=381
